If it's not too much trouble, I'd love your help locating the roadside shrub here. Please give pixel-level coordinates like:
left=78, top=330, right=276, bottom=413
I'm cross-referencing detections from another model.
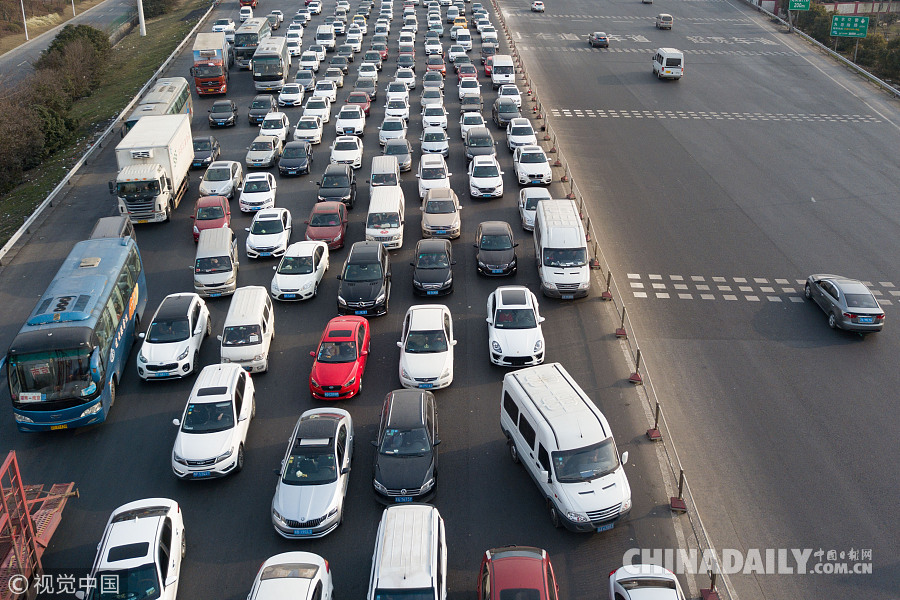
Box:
left=0, top=100, right=45, bottom=193
left=37, top=24, right=110, bottom=67
left=142, top=0, right=178, bottom=19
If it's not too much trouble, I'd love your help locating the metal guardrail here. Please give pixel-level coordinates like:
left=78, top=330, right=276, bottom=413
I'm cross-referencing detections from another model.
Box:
left=491, top=2, right=739, bottom=598
left=0, top=0, right=219, bottom=267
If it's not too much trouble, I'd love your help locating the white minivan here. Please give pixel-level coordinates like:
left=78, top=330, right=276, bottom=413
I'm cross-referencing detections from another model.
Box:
left=366, top=186, right=405, bottom=250
left=652, top=47, right=684, bottom=79
left=533, top=199, right=590, bottom=299
left=218, top=286, right=275, bottom=373
left=491, top=54, right=515, bottom=88
left=500, top=363, right=632, bottom=532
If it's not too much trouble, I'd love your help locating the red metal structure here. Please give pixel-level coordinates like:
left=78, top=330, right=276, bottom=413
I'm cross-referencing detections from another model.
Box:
left=0, top=452, right=76, bottom=600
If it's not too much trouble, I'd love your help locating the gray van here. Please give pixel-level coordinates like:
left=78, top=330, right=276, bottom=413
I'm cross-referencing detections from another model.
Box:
left=193, top=227, right=239, bottom=298
left=90, top=216, right=135, bottom=240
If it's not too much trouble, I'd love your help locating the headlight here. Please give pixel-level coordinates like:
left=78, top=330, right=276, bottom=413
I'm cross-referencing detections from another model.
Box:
left=621, top=497, right=632, bottom=512
left=272, top=508, right=287, bottom=525
left=301, top=281, right=314, bottom=291
left=441, top=367, right=450, bottom=378
left=173, top=452, right=187, bottom=465
left=421, top=477, right=435, bottom=492
left=138, top=352, right=148, bottom=364
left=14, top=414, right=34, bottom=423
left=216, top=448, right=234, bottom=462
left=253, top=354, right=263, bottom=361
left=491, top=341, right=502, bottom=353
left=333, top=232, right=343, bottom=241
left=566, top=511, right=590, bottom=523
left=271, top=280, right=281, bottom=292
left=544, top=281, right=557, bottom=290
left=375, top=290, right=387, bottom=303
left=80, top=403, right=102, bottom=418
left=326, top=507, right=339, bottom=518
left=374, top=479, right=388, bottom=493
left=533, top=339, right=543, bottom=353
left=176, top=347, right=190, bottom=361
left=193, top=225, right=200, bottom=235
left=337, top=296, right=347, bottom=306
left=345, top=377, right=356, bottom=387
left=311, top=378, right=319, bottom=388
left=400, top=367, right=409, bottom=379
left=222, top=357, right=231, bottom=363
left=579, top=280, right=591, bottom=290
left=478, top=260, right=487, bottom=268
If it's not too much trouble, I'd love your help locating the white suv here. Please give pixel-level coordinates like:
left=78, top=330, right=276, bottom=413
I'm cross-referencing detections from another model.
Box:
left=137, top=293, right=211, bottom=380
left=398, top=304, right=457, bottom=390
left=468, top=155, right=504, bottom=198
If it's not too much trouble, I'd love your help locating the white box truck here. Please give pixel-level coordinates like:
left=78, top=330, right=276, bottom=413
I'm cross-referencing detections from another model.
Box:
left=110, top=114, right=193, bottom=224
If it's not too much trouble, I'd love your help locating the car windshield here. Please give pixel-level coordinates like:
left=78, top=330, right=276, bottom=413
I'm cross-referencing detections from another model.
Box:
left=388, top=100, right=406, bottom=109
left=480, top=233, right=512, bottom=250
left=221, top=325, right=262, bottom=347
left=493, top=308, right=537, bottom=329
left=322, top=174, right=350, bottom=188
left=251, top=100, right=271, bottom=109
left=523, top=195, right=544, bottom=211
left=262, top=120, right=284, bottom=130
left=553, top=438, right=619, bottom=482
left=214, top=19, right=230, bottom=26
left=425, top=199, right=456, bottom=214
left=423, top=132, right=445, bottom=142
left=310, top=211, right=342, bottom=227
left=334, top=140, right=358, bottom=151
left=196, top=205, right=225, bottom=220
left=250, top=219, right=284, bottom=234
left=511, top=126, right=532, bottom=136
left=415, top=251, right=450, bottom=269
left=278, top=256, right=313, bottom=274
left=195, top=256, right=232, bottom=274
left=90, top=565, right=161, bottom=600
left=521, top=152, right=547, bottom=164
left=423, top=91, right=441, bottom=99
left=316, top=340, right=357, bottom=362
left=181, top=400, right=234, bottom=433
left=297, top=73, right=314, bottom=83
left=543, top=248, right=587, bottom=267
left=307, top=99, right=327, bottom=109
left=211, top=104, right=232, bottom=114
left=500, top=104, right=518, bottom=114
left=282, top=445, right=338, bottom=485
left=297, top=120, right=318, bottom=130
left=473, top=164, right=499, bottom=178
left=385, top=144, right=410, bottom=156
left=146, top=317, right=190, bottom=343
left=379, top=426, right=431, bottom=455
left=349, top=94, right=368, bottom=103
left=282, top=146, right=307, bottom=159
left=343, top=262, right=384, bottom=282
left=203, top=168, right=230, bottom=182
left=243, top=179, right=271, bottom=192
left=249, top=141, right=273, bottom=151
left=383, top=120, right=404, bottom=131
left=844, top=293, right=879, bottom=308
left=367, top=212, right=401, bottom=228
left=421, top=167, right=446, bottom=179
left=194, top=139, right=212, bottom=151
left=469, top=135, right=491, bottom=147
left=339, top=109, right=360, bottom=119
left=282, top=85, right=301, bottom=94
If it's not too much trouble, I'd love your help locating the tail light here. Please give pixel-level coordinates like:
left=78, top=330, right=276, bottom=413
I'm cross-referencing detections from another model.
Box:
left=609, top=569, right=618, bottom=577
left=876, top=314, right=885, bottom=320
left=842, top=312, right=856, bottom=319
left=325, top=559, right=330, bottom=572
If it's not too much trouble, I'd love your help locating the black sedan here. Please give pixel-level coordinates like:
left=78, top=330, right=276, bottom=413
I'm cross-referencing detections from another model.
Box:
left=411, top=239, right=455, bottom=296
left=192, top=136, right=221, bottom=168
left=336, top=242, right=391, bottom=317
left=208, top=100, right=237, bottom=127
left=804, top=274, right=885, bottom=333
left=248, top=94, right=276, bottom=124
left=475, top=221, right=517, bottom=276
left=316, top=164, right=357, bottom=208
left=278, top=141, right=313, bottom=176
left=372, top=389, right=439, bottom=504
left=492, top=97, right=521, bottom=128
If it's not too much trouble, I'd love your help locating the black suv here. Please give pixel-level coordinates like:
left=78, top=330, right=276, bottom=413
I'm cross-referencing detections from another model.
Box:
left=248, top=94, right=276, bottom=124
left=372, top=389, right=439, bottom=504
left=465, top=127, right=496, bottom=161
left=337, top=242, right=391, bottom=316
left=316, top=164, right=357, bottom=208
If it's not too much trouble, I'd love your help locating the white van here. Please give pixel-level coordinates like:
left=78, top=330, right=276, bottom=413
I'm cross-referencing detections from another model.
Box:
left=367, top=505, right=447, bottom=600
left=366, top=186, right=405, bottom=250
left=456, top=29, right=472, bottom=51
left=533, top=200, right=590, bottom=299
left=370, top=155, right=401, bottom=188
left=239, top=6, right=253, bottom=21
left=315, top=24, right=336, bottom=50
left=491, top=54, right=515, bottom=88
left=218, top=286, right=275, bottom=373
left=500, top=363, right=632, bottom=533
left=652, top=47, right=683, bottom=79
left=194, top=228, right=239, bottom=298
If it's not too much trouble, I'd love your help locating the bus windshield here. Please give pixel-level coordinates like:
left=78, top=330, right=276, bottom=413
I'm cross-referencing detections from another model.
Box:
left=253, top=57, right=284, bottom=79
left=9, top=349, right=96, bottom=403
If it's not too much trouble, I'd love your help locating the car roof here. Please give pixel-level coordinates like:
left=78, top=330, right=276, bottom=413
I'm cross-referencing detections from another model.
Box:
left=284, top=241, right=324, bottom=257
left=324, top=163, right=352, bottom=174
left=154, top=294, right=195, bottom=320
left=421, top=154, right=446, bottom=166
left=246, top=172, right=270, bottom=180
left=509, top=118, right=530, bottom=127
left=252, top=135, right=279, bottom=143
left=479, top=220, right=512, bottom=235
left=488, top=547, right=547, bottom=595
left=494, top=286, right=533, bottom=309
left=253, top=208, right=285, bottom=220
left=416, top=238, right=451, bottom=253
left=348, top=241, right=383, bottom=261
left=386, top=389, right=428, bottom=426
left=425, top=187, right=456, bottom=201
left=295, top=411, right=341, bottom=439
left=408, top=304, right=448, bottom=330
left=312, top=201, right=343, bottom=213
left=472, top=155, right=498, bottom=165
left=521, top=145, right=545, bottom=153
left=324, top=316, right=362, bottom=340
left=197, top=195, right=227, bottom=205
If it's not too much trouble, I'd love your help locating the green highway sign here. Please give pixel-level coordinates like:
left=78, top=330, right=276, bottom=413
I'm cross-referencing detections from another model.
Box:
left=830, top=15, right=869, bottom=38
left=789, top=0, right=810, bottom=10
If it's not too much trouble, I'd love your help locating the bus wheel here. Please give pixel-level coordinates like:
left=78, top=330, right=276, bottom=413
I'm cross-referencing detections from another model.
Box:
left=109, top=378, right=117, bottom=407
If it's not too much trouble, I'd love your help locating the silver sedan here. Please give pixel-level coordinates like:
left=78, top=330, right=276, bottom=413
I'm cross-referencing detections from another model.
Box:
left=804, top=274, right=885, bottom=333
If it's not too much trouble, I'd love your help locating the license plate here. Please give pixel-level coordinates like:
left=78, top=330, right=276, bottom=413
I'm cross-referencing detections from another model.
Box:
left=217, top=121, right=227, bottom=125
left=858, top=317, right=874, bottom=323
left=286, top=170, right=297, bottom=174
left=394, top=496, right=413, bottom=503
left=193, top=162, right=202, bottom=167
left=193, top=471, right=212, bottom=478
left=355, top=310, right=368, bottom=315
left=137, top=219, right=149, bottom=224
left=531, top=180, right=542, bottom=184
left=436, top=230, right=447, bottom=234
left=210, top=293, right=222, bottom=297
left=562, top=294, right=574, bottom=300
left=294, top=529, right=313, bottom=535
left=426, top=290, right=439, bottom=296
left=284, top=294, right=297, bottom=299
left=482, top=193, right=493, bottom=198
left=50, top=424, right=68, bottom=430
left=419, top=383, right=433, bottom=389
left=259, top=252, right=272, bottom=257
left=491, top=269, right=503, bottom=274
left=596, top=522, right=615, bottom=533
left=153, top=372, right=170, bottom=377
left=324, top=392, right=339, bottom=397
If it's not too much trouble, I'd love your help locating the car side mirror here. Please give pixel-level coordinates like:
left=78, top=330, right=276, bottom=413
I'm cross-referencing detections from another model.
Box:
left=473, top=244, right=478, bottom=248
left=433, top=438, right=442, bottom=446
left=216, top=335, right=223, bottom=342
left=138, top=332, right=146, bottom=339
left=336, top=275, right=342, bottom=280
left=273, top=467, right=281, bottom=475
left=341, top=466, right=351, bottom=474
left=272, top=265, right=277, bottom=271
left=451, top=339, right=457, bottom=346
left=621, top=451, right=629, bottom=465
left=538, top=316, right=545, bottom=323
left=539, top=469, right=551, bottom=484
left=245, top=227, right=250, bottom=232
left=172, top=419, right=181, bottom=427
left=451, top=260, right=457, bottom=265
left=370, top=440, right=378, bottom=446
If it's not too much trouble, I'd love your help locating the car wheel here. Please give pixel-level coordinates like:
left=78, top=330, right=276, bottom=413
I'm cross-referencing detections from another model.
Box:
left=251, top=399, right=256, bottom=418
left=236, top=444, right=245, bottom=472
left=828, top=312, right=838, bottom=329
left=804, top=283, right=812, bottom=300
left=206, top=318, right=212, bottom=337
left=509, top=441, right=519, bottom=464
left=181, top=531, right=186, bottom=558
left=190, top=351, right=199, bottom=375
left=548, top=502, right=561, bottom=528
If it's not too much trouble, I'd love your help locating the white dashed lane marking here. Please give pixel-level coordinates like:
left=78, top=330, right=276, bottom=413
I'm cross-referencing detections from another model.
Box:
left=548, top=109, right=880, bottom=123
left=624, top=274, right=895, bottom=306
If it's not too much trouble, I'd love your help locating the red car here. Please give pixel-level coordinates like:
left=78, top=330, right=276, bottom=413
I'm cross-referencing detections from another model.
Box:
left=372, top=43, right=389, bottom=60
left=457, top=64, right=478, bottom=80
left=305, top=201, right=348, bottom=249
left=477, top=547, right=559, bottom=600
left=484, top=56, right=494, bottom=77
left=191, top=195, right=230, bottom=242
left=426, top=55, right=446, bottom=75
left=346, top=91, right=372, bottom=116
left=309, top=316, right=370, bottom=400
